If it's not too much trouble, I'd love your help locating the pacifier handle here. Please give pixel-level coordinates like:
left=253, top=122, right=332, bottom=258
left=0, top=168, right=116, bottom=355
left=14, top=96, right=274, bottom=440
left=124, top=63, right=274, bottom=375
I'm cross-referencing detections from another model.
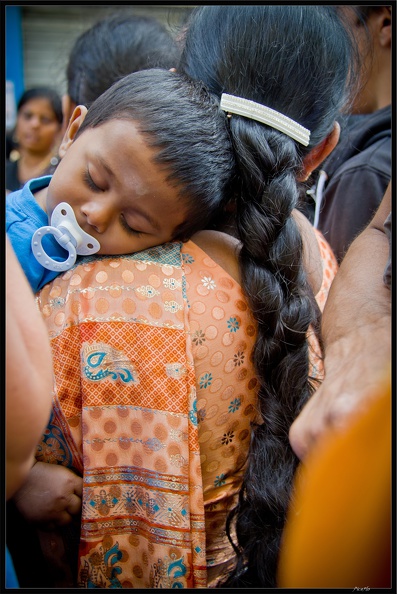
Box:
left=31, top=202, right=101, bottom=272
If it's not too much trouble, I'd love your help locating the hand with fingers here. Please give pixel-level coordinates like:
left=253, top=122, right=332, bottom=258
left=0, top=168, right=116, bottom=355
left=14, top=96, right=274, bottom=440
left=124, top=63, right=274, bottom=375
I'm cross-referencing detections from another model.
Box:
left=12, top=461, right=83, bottom=530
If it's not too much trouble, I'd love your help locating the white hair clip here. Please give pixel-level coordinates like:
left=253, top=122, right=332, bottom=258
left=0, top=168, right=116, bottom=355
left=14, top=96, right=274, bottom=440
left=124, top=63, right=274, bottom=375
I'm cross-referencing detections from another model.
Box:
left=220, top=93, right=311, bottom=146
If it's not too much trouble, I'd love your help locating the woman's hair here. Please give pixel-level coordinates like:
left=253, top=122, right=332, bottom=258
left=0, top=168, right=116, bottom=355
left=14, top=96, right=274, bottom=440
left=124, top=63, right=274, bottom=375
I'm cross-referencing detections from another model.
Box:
left=66, top=13, right=181, bottom=107
left=75, top=68, right=235, bottom=236
left=178, top=5, right=359, bottom=587
left=17, top=87, right=63, bottom=124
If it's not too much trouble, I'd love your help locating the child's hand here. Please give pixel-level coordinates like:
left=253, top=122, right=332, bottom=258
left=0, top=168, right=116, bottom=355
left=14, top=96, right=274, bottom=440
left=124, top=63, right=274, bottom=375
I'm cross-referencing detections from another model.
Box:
left=13, top=461, right=83, bottom=530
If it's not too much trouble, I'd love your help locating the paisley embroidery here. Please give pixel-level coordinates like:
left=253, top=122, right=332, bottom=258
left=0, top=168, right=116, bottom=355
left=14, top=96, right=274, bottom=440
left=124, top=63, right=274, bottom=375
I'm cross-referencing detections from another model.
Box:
left=165, top=362, right=187, bottom=379
left=151, top=554, right=187, bottom=588
left=81, top=342, right=139, bottom=384
left=36, top=409, right=74, bottom=467
left=163, top=277, right=181, bottom=290
left=136, top=285, right=160, bottom=298
left=78, top=541, right=123, bottom=588
left=164, top=300, right=183, bottom=313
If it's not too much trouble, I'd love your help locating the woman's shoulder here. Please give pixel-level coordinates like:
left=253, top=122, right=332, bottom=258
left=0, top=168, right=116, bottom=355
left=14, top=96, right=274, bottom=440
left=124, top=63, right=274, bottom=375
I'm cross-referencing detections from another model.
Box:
left=183, top=217, right=327, bottom=297
left=184, top=230, right=241, bottom=284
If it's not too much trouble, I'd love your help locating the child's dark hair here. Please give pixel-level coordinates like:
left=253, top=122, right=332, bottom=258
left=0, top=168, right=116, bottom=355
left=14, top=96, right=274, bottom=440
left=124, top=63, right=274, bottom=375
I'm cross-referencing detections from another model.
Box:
left=75, top=68, right=235, bottom=237
left=67, top=13, right=181, bottom=107
left=17, top=87, right=63, bottom=124
left=179, top=5, right=359, bottom=587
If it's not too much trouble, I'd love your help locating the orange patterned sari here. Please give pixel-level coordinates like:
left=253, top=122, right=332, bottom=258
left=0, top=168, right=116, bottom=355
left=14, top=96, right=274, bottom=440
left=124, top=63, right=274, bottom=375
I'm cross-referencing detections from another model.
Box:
left=35, top=234, right=337, bottom=588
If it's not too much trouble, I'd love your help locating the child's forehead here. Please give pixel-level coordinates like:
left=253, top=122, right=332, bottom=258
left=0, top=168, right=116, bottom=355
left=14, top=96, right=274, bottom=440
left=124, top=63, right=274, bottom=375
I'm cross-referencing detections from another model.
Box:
left=77, top=118, right=171, bottom=178
left=78, top=115, right=142, bottom=141
left=85, top=115, right=145, bottom=137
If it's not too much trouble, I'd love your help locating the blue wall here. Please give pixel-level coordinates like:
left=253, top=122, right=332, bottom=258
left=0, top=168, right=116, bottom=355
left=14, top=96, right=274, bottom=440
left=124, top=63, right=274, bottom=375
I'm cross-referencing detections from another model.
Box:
left=6, top=5, right=24, bottom=103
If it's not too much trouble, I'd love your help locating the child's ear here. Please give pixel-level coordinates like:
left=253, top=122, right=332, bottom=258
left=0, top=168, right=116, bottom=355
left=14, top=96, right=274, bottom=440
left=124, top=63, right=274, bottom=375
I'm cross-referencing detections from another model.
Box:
left=58, top=105, right=88, bottom=158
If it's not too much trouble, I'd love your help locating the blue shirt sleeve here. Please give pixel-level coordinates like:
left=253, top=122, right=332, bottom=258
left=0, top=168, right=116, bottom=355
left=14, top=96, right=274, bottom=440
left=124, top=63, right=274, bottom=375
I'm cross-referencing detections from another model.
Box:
left=6, top=177, right=67, bottom=293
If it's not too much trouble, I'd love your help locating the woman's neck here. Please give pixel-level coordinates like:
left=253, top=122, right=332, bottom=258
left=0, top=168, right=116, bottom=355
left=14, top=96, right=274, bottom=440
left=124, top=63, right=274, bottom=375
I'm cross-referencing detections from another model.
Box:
left=17, top=149, right=56, bottom=184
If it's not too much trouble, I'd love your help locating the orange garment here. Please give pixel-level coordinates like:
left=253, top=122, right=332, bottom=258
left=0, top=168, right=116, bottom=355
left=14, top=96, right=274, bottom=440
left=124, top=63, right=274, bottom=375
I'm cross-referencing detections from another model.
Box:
left=35, top=233, right=337, bottom=587
left=313, top=228, right=339, bottom=312
left=37, top=243, right=208, bottom=588
left=278, top=369, right=392, bottom=588
left=182, top=241, right=259, bottom=585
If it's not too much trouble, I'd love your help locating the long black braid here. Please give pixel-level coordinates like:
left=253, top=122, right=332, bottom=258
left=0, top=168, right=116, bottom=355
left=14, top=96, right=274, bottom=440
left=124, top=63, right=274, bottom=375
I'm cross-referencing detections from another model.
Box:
left=225, top=120, right=318, bottom=586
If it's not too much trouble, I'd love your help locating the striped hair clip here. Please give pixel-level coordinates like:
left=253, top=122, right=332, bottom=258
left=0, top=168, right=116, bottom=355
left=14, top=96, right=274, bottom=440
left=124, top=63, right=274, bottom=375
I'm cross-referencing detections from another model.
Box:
left=220, top=93, right=311, bottom=146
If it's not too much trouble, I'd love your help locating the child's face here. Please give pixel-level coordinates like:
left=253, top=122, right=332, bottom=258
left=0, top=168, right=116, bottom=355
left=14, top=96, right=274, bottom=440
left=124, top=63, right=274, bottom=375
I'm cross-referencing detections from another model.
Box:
left=46, top=118, right=188, bottom=255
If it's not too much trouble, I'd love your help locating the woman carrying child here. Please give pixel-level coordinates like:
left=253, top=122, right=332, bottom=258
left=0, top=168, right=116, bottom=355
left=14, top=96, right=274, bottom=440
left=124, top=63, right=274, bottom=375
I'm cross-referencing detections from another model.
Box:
left=8, top=5, right=358, bottom=588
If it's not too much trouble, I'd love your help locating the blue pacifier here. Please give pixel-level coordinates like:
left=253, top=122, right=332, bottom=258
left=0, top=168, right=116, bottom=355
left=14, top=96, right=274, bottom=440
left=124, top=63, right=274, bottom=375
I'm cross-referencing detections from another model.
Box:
left=31, top=202, right=101, bottom=272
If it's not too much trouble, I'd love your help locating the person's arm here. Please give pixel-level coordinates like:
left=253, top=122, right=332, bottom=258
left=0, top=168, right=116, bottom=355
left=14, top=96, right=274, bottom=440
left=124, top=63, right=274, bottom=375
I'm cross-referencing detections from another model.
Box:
left=7, top=236, right=83, bottom=522
left=289, top=183, right=391, bottom=460
left=6, top=237, right=54, bottom=499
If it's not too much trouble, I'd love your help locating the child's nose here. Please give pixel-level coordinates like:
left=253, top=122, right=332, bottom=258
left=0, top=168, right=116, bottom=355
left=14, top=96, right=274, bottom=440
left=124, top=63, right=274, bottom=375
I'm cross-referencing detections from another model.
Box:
left=81, top=202, right=113, bottom=234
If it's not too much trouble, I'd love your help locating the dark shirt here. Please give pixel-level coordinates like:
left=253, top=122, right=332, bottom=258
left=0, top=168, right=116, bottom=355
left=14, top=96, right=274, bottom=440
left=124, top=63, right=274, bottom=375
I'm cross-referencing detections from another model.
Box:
left=6, top=159, right=20, bottom=193
left=6, top=157, right=60, bottom=193
left=317, top=105, right=391, bottom=263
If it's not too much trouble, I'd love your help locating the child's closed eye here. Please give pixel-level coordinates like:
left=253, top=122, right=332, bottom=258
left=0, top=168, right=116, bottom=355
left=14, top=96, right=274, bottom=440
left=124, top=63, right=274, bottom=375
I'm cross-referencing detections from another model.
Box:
left=120, top=214, right=143, bottom=237
left=84, top=169, right=103, bottom=192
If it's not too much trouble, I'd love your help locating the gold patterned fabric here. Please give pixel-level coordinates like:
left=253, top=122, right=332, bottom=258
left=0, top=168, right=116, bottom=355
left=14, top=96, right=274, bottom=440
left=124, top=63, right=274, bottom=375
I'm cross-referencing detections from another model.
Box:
left=37, top=243, right=206, bottom=588
left=35, top=235, right=337, bottom=588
